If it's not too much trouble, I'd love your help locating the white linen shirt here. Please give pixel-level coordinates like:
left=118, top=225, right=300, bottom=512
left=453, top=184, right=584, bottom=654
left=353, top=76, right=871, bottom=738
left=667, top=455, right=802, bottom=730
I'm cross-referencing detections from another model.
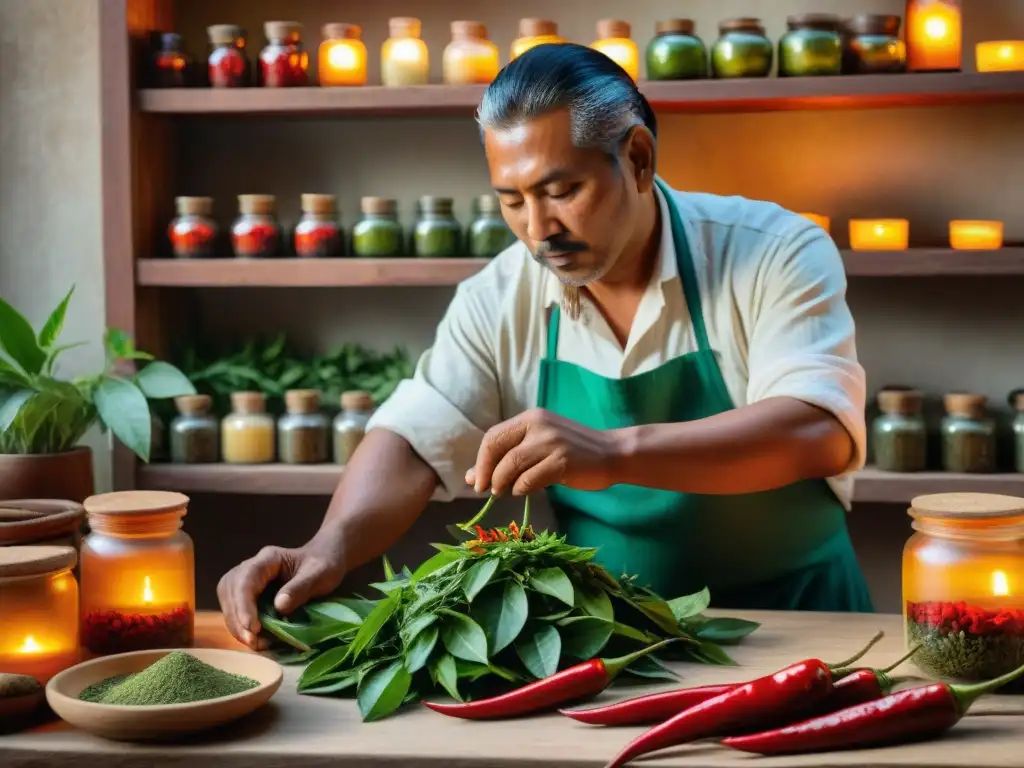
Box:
left=366, top=181, right=867, bottom=508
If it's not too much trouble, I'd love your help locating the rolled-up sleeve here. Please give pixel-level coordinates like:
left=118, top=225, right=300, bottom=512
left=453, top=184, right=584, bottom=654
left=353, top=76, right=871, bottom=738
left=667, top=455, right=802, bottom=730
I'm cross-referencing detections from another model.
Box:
left=365, top=281, right=502, bottom=500
left=745, top=228, right=867, bottom=473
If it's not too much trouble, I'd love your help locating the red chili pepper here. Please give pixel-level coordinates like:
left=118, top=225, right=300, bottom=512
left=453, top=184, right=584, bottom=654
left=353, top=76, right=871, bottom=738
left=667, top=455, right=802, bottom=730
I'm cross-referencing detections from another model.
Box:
left=810, top=645, right=921, bottom=716
left=721, top=660, right=1024, bottom=756
left=423, top=640, right=677, bottom=720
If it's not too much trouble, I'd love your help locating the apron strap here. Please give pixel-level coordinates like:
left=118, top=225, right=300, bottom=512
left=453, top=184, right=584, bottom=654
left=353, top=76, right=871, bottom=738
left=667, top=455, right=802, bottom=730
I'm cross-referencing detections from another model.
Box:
left=545, top=304, right=561, bottom=361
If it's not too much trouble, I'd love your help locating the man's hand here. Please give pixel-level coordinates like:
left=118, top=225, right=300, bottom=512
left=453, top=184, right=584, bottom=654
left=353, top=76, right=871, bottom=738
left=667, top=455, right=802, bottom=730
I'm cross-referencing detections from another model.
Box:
left=465, top=408, right=623, bottom=496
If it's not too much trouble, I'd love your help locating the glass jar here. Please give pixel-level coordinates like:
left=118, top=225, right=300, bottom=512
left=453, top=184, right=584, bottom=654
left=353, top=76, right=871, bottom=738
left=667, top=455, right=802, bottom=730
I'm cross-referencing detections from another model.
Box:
left=712, top=18, right=773, bottom=78
left=443, top=21, right=499, bottom=85
left=382, top=17, right=429, bottom=87
left=0, top=546, right=80, bottom=684
left=259, top=21, right=309, bottom=87
left=1012, top=390, right=1024, bottom=474
left=295, top=194, right=344, bottom=258
left=232, top=194, right=281, bottom=258
left=468, top=194, right=515, bottom=258
left=511, top=18, right=565, bottom=60
left=79, top=492, right=194, bottom=656
left=353, top=197, right=404, bottom=257
left=872, top=389, right=927, bottom=473
left=646, top=19, right=707, bottom=81
left=170, top=394, right=219, bottom=464
left=906, top=0, right=963, bottom=72
left=778, top=14, right=843, bottom=77
left=413, top=196, right=461, bottom=257
left=590, top=19, right=640, bottom=82
left=334, top=391, right=375, bottom=465
left=168, top=196, right=218, bottom=258
left=842, top=14, right=907, bottom=74
left=221, top=391, right=276, bottom=464
left=319, top=23, right=367, bottom=87
left=278, top=389, right=330, bottom=465
left=903, top=492, right=1024, bottom=686
left=152, top=32, right=191, bottom=88
left=207, top=24, right=250, bottom=87
left=941, top=393, right=997, bottom=473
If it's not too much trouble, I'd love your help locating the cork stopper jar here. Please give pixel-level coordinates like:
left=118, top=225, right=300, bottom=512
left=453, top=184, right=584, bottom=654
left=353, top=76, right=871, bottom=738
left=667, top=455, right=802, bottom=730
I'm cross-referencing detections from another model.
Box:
left=207, top=25, right=249, bottom=88
left=941, top=393, right=996, bottom=474
left=469, top=193, right=516, bottom=258
left=444, top=20, right=499, bottom=85
left=647, top=19, right=708, bottom=81
left=319, top=23, right=367, bottom=87
left=382, top=17, right=429, bottom=87
left=712, top=18, right=773, bottom=79
left=169, top=197, right=218, bottom=259
left=222, top=392, right=275, bottom=464
left=279, top=389, right=330, bottom=464
left=353, top=197, right=403, bottom=257
left=414, top=196, right=461, bottom=257
left=260, top=21, right=308, bottom=87
left=511, top=19, right=565, bottom=60
left=295, top=194, right=344, bottom=258
left=170, top=394, right=219, bottom=464
left=591, top=20, right=640, bottom=81
left=232, top=195, right=280, bottom=258
left=872, top=388, right=927, bottom=473
left=334, top=391, right=376, bottom=465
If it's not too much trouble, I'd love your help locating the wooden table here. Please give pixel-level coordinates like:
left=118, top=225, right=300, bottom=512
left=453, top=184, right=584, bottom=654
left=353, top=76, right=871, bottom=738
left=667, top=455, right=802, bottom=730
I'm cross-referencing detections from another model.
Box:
left=4, top=611, right=1023, bottom=767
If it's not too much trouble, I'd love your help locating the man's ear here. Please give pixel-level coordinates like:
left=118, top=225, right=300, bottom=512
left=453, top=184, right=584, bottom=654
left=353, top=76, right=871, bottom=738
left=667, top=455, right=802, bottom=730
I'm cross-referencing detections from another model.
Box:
left=623, top=125, right=656, bottom=193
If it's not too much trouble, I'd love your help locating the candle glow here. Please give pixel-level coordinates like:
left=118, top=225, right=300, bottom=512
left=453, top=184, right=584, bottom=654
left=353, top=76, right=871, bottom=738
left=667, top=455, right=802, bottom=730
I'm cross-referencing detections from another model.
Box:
left=849, top=219, right=910, bottom=250
left=318, top=23, right=367, bottom=86
left=906, top=0, right=962, bottom=71
left=976, top=41, right=1024, bottom=72
left=949, top=220, right=1004, bottom=250
left=18, top=635, right=43, bottom=654
left=993, top=570, right=1010, bottom=597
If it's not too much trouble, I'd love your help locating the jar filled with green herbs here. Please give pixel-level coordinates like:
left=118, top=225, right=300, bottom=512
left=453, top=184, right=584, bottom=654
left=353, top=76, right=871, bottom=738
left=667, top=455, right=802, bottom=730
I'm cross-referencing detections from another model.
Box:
left=645, top=19, right=707, bottom=80
left=334, top=390, right=375, bottom=465
left=468, top=194, right=515, bottom=258
left=941, top=393, right=997, bottom=473
left=872, top=388, right=927, bottom=473
left=170, top=394, right=219, bottom=464
left=278, top=389, right=330, bottom=464
left=353, top=197, right=404, bottom=257
left=711, top=18, right=773, bottom=78
left=413, top=196, right=461, bottom=257
left=778, top=13, right=843, bottom=77
left=1010, top=389, right=1024, bottom=473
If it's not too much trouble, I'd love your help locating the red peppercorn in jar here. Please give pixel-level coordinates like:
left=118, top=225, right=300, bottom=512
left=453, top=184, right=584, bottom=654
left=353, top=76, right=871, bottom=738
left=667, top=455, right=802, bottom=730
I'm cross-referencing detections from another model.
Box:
left=232, top=194, right=281, bottom=258
left=152, top=32, right=191, bottom=88
left=207, top=24, right=250, bottom=87
left=294, top=194, right=344, bottom=257
left=168, top=196, right=218, bottom=258
left=259, top=21, right=309, bottom=87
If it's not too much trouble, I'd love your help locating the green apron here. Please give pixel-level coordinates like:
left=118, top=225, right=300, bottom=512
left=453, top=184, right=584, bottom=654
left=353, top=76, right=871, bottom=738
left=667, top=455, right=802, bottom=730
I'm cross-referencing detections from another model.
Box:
left=538, top=180, right=873, bottom=612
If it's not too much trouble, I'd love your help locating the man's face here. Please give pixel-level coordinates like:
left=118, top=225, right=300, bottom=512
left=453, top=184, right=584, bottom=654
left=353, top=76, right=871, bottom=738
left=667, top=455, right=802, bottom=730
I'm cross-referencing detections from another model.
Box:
left=483, top=109, right=641, bottom=288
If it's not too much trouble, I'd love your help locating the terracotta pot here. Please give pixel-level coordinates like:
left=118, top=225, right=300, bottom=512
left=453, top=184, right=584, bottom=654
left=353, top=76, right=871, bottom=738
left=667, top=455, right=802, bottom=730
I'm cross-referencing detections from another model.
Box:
left=0, top=499, right=86, bottom=551
left=0, top=447, right=95, bottom=503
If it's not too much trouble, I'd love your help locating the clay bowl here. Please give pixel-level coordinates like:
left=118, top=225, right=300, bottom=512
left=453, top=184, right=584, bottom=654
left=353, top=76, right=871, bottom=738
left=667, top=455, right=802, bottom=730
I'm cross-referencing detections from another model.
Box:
left=45, top=648, right=283, bottom=741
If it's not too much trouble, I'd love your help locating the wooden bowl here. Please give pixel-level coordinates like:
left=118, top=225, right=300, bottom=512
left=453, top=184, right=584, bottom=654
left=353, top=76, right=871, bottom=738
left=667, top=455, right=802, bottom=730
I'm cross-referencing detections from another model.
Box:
left=45, top=648, right=283, bottom=741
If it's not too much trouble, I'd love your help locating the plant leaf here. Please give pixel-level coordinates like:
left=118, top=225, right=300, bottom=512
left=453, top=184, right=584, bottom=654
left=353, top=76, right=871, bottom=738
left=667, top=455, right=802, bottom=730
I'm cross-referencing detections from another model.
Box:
left=612, top=622, right=660, bottom=644
left=430, top=653, right=462, bottom=702
left=135, top=361, right=196, bottom=399
left=104, top=328, right=152, bottom=361
left=400, top=613, right=438, bottom=646
left=411, top=549, right=462, bottom=582
left=514, top=623, right=561, bottom=679
left=529, top=567, right=575, bottom=607
left=93, top=375, right=151, bottom=461
left=306, top=601, right=365, bottom=625
left=347, top=591, right=400, bottom=661
left=260, top=616, right=313, bottom=652
left=631, top=595, right=685, bottom=636
left=357, top=660, right=412, bottom=722
left=405, top=624, right=439, bottom=673
left=0, top=297, right=46, bottom=374
left=624, top=654, right=680, bottom=682
left=298, top=645, right=351, bottom=689
left=558, top=616, right=613, bottom=659
left=0, top=358, right=31, bottom=387
left=667, top=588, right=711, bottom=623
left=690, top=641, right=738, bottom=666
left=446, top=524, right=476, bottom=543
left=38, top=286, right=74, bottom=350
left=438, top=610, right=489, bottom=665
left=461, top=557, right=499, bottom=602
left=302, top=673, right=358, bottom=696
left=332, top=598, right=377, bottom=619
left=473, top=580, right=528, bottom=655
left=694, top=617, right=761, bottom=644
left=0, top=389, right=32, bottom=433
left=575, top=581, right=614, bottom=621
left=382, top=555, right=396, bottom=581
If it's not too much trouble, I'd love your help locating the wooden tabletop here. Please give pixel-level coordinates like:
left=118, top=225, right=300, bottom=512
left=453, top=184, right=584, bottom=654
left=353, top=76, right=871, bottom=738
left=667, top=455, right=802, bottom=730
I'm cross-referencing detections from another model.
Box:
left=4, top=610, right=1023, bottom=767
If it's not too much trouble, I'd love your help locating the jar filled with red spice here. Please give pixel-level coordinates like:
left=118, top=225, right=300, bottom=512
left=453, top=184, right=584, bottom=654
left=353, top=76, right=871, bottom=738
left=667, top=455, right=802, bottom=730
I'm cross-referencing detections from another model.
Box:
left=152, top=32, right=192, bottom=88
left=259, top=21, right=309, bottom=87
left=207, top=24, right=250, bottom=87
left=294, top=194, right=344, bottom=257
left=79, top=491, right=195, bottom=656
left=232, top=194, right=281, bottom=258
left=168, top=196, right=218, bottom=258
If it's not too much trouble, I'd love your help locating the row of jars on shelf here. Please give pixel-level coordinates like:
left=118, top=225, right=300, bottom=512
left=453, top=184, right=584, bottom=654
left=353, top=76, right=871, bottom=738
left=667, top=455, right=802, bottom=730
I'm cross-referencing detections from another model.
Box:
left=804, top=215, right=1007, bottom=251
left=168, top=193, right=516, bottom=260
left=152, top=390, right=375, bottom=467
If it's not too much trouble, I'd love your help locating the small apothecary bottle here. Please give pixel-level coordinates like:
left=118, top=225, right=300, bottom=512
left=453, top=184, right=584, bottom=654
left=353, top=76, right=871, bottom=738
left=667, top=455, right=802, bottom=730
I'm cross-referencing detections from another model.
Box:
left=903, top=492, right=1024, bottom=685
left=1011, top=390, right=1024, bottom=473
left=873, top=388, right=928, bottom=473
left=443, top=21, right=500, bottom=85
left=295, top=194, right=344, bottom=258
left=168, top=196, right=218, bottom=258
left=221, top=391, right=276, bottom=464
left=0, top=546, right=80, bottom=684
left=260, top=21, right=309, bottom=87
left=591, top=20, right=640, bottom=82
left=80, top=491, right=195, bottom=656
left=232, top=194, right=281, bottom=258
left=413, top=196, right=462, bottom=257
left=646, top=19, right=707, bottom=81
left=468, top=194, right=515, bottom=258
left=353, top=197, right=404, bottom=257
left=319, top=23, right=367, bottom=87
left=842, top=14, right=906, bottom=74
left=278, top=389, right=330, bottom=465
left=170, top=394, right=219, bottom=464
left=511, top=19, right=565, bottom=60
left=334, top=391, right=375, bottom=465
left=208, top=24, right=250, bottom=87
left=382, top=17, right=429, bottom=87
left=941, top=393, right=997, bottom=473
left=712, top=18, right=773, bottom=78
left=152, top=32, right=191, bottom=88
left=778, top=14, right=843, bottom=77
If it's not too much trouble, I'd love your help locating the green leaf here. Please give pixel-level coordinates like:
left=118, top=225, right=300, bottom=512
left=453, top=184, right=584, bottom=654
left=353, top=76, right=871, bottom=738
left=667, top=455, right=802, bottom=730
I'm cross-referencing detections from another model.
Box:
left=529, top=567, right=575, bottom=607
left=260, top=615, right=313, bottom=652
left=357, top=660, right=412, bottom=722
left=430, top=653, right=462, bottom=702
left=411, top=549, right=463, bottom=582
left=405, top=624, right=438, bottom=673
left=612, top=622, right=660, bottom=644
left=135, top=361, right=196, bottom=399
left=446, top=524, right=476, bottom=543
left=302, top=673, right=358, bottom=696
left=333, top=598, right=377, bottom=619
left=438, top=610, right=489, bottom=665
left=37, top=286, right=74, bottom=350
left=575, top=581, right=614, bottom=621
left=473, top=580, right=528, bottom=655
left=0, top=358, right=31, bottom=387
left=667, top=588, right=711, bottom=622
left=631, top=595, right=685, bottom=636
left=298, top=645, right=351, bottom=689
left=514, top=623, right=561, bottom=679
left=0, top=297, right=46, bottom=374
left=0, top=389, right=32, bottom=432
left=400, top=613, right=438, bottom=647
left=624, top=654, right=680, bottom=682
left=695, top=618, right=761, bottom=644
left=347, top=591, right=400, bottom=661
left=93, top=375, right=151, bottom=461
left=690, top=641, right=738, bottom=666
left=382, top=555, right=396, bottom=581
left=105, top=328, right=152, bottom=360
left=558, top=616, right=613, bottom=659
left=306, top=601, right=365, bottom=625
left=461, top=557, right=499, bottom=602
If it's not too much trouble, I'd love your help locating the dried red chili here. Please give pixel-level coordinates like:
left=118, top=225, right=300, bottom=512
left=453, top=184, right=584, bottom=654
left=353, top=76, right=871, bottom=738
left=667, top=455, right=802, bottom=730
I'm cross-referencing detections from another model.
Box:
left=207, top=25, right=250, bottom=88
left=294, top=194, right=343, bottom=257
left=81, top=606, right=194, bottom=655
left=232, top=195, right=281, bottom=258
left=169, top=197, right=218, bottom=258
left=259, top=22, right=309, bottom=87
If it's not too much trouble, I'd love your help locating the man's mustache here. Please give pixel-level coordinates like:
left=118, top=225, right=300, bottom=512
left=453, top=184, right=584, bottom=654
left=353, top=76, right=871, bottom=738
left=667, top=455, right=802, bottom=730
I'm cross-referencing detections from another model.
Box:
left=535, top=238, right=588, bottom=256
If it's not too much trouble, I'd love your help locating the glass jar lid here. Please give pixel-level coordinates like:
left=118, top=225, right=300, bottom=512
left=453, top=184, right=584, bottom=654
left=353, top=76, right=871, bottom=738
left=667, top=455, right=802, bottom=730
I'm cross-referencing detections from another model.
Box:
left=909, top=493, right=1024, bottom=541
left=518, top=18, right=558, bottom=37
left=655, top=19, right=696, bottom=36
left=786, top=13, right=842, bottom=32
left=208, top=24, right=244, bottom=45
left=341, top=390, right=375, bottom=411
left=322, top=23, right=362, bottom=41
left=285, top=389, right=321, bottom=414
left=0, top=500, right=84, bottom=545
left=596, top=19, right=631, bottom=39
left=877, top=388, right=923, bottom=415
left=175, top=196, right=213, bottom=216
left=844, top=14, right=901, bottom=37
left=84, top=490, right=189, bottom=517
left=0, top=545, right=77, bottom=579
left=718, top=18, right=766, bottom=35
left=944, top=392, right=988, bottom=417
left=175, top=394, right=213, bottom=415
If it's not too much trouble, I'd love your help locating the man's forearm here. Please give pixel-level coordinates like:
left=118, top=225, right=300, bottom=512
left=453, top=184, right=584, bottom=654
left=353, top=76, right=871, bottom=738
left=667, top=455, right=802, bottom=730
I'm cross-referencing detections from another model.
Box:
left=312, top=428, right=439, bottom=572
left=612, top=397, right=856, bottom=495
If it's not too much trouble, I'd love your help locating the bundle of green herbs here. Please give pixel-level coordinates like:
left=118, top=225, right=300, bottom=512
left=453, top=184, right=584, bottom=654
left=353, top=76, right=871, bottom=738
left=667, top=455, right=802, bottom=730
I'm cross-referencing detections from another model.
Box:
left=259, top=498, right=760, bottom=722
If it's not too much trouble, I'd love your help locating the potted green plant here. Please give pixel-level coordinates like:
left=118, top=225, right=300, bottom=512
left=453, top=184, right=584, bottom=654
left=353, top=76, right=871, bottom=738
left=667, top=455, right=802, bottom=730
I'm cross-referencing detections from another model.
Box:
left=0, top=287, right=195, bottom=501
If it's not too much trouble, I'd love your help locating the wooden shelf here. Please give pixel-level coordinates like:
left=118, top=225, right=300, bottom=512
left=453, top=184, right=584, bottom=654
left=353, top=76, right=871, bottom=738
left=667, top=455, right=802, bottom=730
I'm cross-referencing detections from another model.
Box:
left=842, top=248, right=1024, bottom=276
left=854, top=467, right=1024, bottom=504
left=138, top=72, right=1024, bottom=116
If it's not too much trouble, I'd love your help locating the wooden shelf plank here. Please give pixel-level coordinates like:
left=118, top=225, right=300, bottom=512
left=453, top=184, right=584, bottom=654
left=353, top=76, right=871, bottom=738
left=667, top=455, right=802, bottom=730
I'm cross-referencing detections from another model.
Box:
left=138, top=72, right=1024, bottom=116
left=854, top=467, right=1024, bottom=504
left=842, top=248, right=1024, bottom=276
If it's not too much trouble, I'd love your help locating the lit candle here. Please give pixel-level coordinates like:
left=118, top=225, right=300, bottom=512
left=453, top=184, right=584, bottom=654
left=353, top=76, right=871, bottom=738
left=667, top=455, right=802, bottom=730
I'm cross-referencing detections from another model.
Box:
left=443, top=21, right=499, bottom=85
left=799, top=213, right=831, bottom=233
left=319, top=23, right=367, bottom=86
left=976, top=41, right=1024, bottom=72
left=591, top=19, right=640, bottom=82
left=905, top=0, right=962, bottom=72
left=849, top=219, right=910, bottom=250
left=381, top=17, right=429, bottom=87
left=511, top=18, right=566, bottom=60
left=949, top=220, right=1004, bottom=250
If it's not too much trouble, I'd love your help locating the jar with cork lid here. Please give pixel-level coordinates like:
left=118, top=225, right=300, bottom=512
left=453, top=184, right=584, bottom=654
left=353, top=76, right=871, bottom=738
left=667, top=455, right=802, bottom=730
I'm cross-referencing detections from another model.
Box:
left=151, top=33, right=191, bottom=88
left=278, top=390, right=330, bottom=465
left=413, top=196, right=462, bottom=257
left=168, top=197, right=218, bottom=258
left=941, top=393, right=997, bottom=473
left=221, top=392, right=276, bottom=464
left=511, top=19, right=565, bottom=60
left=1011, top=390, right=1024, bottom=473
left=646, top=19, right=708, bottom=81
left=319, top=23, right=367, bottom=86
left=353, top=197, right=404, bottom=257
left=170, top=394, right=219, bottom=464
left=712, top=18, right=774, bottom=78
left=232, top=194, right=281, bottom=258
left=468, top=194, right=516, bottom=258
left=382, top=17, right=429, bottom=86
left=872, top=388, right=928, bottom=473
left=591, top=20, right=640, bottom=82
left=294, top=194, right=344, bottom=258
left=443, top=21, right=500, bottom=85
left=334, top=391, right=375, bottom=465
left=207, top=24, right=250, bottom=87
left=259, top=21, right=309, bottom=87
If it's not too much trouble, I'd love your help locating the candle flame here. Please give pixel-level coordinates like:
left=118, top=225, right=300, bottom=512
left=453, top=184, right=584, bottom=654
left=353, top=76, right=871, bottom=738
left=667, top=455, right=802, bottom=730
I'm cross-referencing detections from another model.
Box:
left=328, top=43, right=359, bottom=70
left=924, top=17, right=949, bottom=40
left=1000, top=45, right=1014, bottom=61
left=993, top=570, right=1010, bottom=597
left=875, top=225, right=885, bottom=236
left=19, top=635, right=43, bottom=654
left=142, top=575, right=154, bottom=604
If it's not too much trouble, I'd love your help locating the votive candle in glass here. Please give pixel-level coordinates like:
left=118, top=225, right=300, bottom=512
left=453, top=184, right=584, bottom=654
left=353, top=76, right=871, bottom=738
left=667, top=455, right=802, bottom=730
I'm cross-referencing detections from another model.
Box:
left=949, top=220, right=1004, bottom=250
left=591, top=19, right=640, bottom=82
left=510, top=19, right=565, bottom=60
left=976, top=41, right=1024, bottom=72
left=850, top=219, right=910, bottom=250
left=905, top=0, right=962, bottom=71
left=382, top=17, right=429, bottom=87
left=319, top=23, right=367, bottom=86
left=443, top=21, right=499, bottom=85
